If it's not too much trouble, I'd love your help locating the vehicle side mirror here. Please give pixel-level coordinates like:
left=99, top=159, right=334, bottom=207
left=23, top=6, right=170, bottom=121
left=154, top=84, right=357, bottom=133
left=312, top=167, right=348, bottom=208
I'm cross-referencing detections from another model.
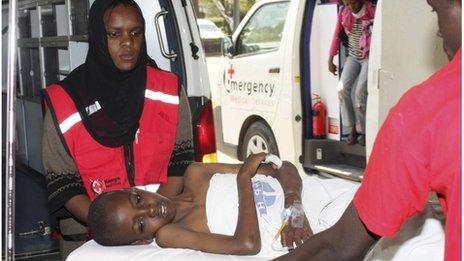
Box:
left=222, top=36, right=234, bottom=57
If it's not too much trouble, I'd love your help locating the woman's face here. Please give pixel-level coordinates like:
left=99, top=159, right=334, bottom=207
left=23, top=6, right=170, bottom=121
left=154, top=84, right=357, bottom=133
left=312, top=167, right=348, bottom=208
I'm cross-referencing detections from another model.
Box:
left=104, top=4, right=144, bottom=71
left=342, top=0, right=363, bottom=13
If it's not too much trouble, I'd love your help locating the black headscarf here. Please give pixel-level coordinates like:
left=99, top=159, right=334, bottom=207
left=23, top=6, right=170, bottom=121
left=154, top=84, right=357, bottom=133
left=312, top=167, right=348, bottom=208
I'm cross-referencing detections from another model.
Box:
left=60, top=0, right=157, bottom=147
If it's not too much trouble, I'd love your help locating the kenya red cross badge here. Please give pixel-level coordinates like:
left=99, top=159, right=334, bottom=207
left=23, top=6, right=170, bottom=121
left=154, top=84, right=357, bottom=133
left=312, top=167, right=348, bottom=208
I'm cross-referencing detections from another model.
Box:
left=91, top=179, right=106, bottom=195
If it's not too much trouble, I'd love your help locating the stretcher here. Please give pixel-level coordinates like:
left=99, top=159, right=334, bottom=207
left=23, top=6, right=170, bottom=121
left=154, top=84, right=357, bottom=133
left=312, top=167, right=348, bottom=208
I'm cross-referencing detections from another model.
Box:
left=68, top=176, right=444, bottom=261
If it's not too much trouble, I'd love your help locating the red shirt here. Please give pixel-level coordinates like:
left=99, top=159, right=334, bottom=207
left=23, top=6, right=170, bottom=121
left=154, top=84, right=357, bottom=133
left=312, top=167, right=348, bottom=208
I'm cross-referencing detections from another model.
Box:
left=354, top=49, right=461, bottom=261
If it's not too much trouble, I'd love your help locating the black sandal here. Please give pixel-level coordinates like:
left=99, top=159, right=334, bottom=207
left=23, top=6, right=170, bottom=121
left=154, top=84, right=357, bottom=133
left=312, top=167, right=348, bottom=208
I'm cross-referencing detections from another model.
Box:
left=346, top=132, right=357, bottom=145
left=357, top=134, right=365, bottom=146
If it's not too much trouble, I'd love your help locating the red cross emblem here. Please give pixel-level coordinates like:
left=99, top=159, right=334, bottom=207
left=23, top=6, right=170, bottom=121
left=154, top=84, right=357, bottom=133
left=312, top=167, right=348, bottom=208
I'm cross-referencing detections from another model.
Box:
left=91, top=179, right=106, bottom=195
left=227, top=64, right=235, bottom=78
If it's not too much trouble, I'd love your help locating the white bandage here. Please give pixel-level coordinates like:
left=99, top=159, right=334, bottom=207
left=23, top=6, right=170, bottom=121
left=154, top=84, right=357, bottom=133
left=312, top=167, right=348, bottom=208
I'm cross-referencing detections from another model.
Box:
left=289, top=201, right=305, bottom=228
left=264, top=154, right=283, bottom=169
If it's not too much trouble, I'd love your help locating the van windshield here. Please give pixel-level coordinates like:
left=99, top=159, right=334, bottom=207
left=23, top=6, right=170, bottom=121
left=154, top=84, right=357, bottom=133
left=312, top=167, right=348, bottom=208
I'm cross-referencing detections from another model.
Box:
left=236, top=1, right=290, bottom=55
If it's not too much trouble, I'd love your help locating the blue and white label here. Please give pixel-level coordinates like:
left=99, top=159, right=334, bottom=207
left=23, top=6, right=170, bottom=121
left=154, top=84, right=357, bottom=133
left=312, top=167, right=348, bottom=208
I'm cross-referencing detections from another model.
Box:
left=253, top=180, right=277, bottom=216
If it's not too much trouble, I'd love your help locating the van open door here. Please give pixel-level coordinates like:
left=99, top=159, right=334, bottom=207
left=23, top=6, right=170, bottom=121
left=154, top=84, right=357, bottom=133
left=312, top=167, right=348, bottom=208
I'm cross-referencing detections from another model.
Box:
left=302, top=0, right=448, bottom=181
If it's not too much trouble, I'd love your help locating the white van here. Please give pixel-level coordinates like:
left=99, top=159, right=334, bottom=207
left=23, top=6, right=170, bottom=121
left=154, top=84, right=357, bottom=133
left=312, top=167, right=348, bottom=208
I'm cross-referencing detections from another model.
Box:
left=217, top=0, right=448, bottom=179
left=3, top=0, right=216, bottom=257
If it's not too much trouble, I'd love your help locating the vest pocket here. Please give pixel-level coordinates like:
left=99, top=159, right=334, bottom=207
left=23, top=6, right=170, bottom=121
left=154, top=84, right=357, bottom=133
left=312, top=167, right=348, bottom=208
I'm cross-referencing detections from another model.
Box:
left=73, top=144, right=124, bottom=198
left=134, top=102, right=178, bottom=184
left=137, top=129, right=176, bottom=156
left=75, top=145, right=120, bottom=169
left=134, top=129, right=176, bottom=184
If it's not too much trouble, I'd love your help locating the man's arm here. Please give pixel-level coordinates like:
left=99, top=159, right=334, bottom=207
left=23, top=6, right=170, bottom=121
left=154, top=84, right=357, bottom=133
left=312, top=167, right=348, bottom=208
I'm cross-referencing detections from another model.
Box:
left=274, top=202, right=378, bottom=261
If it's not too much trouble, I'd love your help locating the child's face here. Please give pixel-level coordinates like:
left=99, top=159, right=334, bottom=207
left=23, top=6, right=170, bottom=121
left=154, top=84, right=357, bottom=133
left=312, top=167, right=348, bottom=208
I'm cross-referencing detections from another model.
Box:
left=106, top=188, right=177, bottom=244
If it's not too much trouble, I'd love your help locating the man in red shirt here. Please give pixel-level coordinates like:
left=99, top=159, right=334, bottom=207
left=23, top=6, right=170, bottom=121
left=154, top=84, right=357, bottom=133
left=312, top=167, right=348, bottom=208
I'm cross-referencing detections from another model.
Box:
left=275, top=0, right=461, bottom=260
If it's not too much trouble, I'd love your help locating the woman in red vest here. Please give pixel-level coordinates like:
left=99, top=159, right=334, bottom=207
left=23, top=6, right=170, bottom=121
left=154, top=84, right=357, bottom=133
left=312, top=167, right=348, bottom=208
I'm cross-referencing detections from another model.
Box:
left=41, top=0, right=194, bottom=258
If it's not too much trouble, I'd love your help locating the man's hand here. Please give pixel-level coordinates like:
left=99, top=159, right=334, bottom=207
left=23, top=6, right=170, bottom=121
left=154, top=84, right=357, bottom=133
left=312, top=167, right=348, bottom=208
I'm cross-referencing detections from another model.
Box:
left=281, top=211, right=312, bottom=250
left=238, top=153, right=267, bottom=178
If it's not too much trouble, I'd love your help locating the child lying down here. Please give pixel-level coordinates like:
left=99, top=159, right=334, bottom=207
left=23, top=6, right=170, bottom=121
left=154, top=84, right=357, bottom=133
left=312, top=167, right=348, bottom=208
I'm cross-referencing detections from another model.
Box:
left=88, top=153, right=313, bottom=256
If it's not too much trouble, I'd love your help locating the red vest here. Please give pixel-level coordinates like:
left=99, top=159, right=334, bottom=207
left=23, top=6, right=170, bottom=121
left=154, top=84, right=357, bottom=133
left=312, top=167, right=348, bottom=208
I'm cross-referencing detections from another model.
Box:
left=45, top=66, right=179, bottom=200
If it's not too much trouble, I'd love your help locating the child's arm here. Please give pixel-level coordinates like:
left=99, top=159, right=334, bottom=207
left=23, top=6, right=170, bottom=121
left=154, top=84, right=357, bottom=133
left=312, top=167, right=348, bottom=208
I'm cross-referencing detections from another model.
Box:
left=155, top=224, right=260, bottom=255
left=181, top=159, right=275, bottom=190
left=184, top=161, right=274, bottom=178
left=180, top=155, right=312, bottom=251
left=201, top=156, right=313, bottom=249
left=185, top=156, right=305, bottom=217
left=156, top=154, right=264, bottom=255
left=202, top=157, right=304, bottom=215
left=270, top=162, right=313, bottom=249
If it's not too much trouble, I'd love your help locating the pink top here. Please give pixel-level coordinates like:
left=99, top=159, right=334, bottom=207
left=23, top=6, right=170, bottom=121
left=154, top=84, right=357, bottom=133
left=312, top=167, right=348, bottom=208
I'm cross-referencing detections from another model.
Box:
left=354, top=49, right=462, bottom=261
left=329, top=1, right=376, bottom=59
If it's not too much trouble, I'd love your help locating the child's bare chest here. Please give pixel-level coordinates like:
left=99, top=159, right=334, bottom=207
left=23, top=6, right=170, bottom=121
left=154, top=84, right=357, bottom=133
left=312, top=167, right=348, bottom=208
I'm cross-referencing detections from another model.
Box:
left=175, top=188, right=209, bottom=233
left=178, top=205, right=209, bottom=233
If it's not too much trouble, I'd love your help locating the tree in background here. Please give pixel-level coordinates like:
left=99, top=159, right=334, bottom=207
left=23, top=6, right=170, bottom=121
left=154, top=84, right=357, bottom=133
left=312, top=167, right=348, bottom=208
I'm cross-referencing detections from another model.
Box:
left=198, top=0, right=256, bottom=34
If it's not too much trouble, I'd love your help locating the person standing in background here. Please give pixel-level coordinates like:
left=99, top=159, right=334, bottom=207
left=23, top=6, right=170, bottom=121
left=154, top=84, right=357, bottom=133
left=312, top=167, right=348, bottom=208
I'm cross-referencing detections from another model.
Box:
left=328, top=0, right=375, bottom=146
left=276, top=0, right=461, bottom=260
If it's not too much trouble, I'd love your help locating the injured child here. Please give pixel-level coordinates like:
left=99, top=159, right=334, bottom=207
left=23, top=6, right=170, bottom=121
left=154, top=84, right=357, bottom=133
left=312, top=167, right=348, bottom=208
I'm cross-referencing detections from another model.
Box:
left=88, top=153, right=315, bottom=256
left=77, top=153, right=445, bottom=260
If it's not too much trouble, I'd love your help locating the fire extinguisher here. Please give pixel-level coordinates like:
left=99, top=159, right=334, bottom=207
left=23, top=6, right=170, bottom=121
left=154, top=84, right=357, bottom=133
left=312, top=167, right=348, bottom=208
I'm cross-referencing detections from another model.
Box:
left=312, top=94, right=326, bottom=139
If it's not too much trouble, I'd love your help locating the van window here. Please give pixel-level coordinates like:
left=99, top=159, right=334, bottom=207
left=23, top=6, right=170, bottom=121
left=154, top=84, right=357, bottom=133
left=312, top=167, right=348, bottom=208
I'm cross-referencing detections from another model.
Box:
left=235, top=1, right=290, bottom=56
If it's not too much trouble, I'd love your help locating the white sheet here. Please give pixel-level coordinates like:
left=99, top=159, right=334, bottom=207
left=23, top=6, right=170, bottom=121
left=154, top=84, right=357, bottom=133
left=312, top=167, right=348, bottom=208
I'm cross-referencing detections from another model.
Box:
left=206, top=174, right=286, bottom=258
left=365, top=204, right=445, bottom=261
left=67, top=175, right=445, bottom=261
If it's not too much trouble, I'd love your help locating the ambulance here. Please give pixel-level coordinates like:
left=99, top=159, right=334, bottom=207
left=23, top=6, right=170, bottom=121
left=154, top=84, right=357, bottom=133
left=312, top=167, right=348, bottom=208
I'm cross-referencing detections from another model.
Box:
left=216, top=0, right=448, bottom=179
left=3, top=0, right=216, bottom=258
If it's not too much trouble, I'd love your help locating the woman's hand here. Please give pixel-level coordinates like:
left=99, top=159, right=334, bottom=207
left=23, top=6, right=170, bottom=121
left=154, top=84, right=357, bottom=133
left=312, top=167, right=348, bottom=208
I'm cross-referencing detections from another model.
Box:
left=238, top=153, right=267, bottom=179
left=328, top=57, right=337, bottom=76
left=281, top=212, right=312, bottom=251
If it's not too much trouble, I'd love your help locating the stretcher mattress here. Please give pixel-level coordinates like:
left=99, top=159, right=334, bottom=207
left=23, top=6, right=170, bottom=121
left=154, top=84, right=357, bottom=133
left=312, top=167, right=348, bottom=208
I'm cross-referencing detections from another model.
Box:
left=67, top=175, right=444, bottom=261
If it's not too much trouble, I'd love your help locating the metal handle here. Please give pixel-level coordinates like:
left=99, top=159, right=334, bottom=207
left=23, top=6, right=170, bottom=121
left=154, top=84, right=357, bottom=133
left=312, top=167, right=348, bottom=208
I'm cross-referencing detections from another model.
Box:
left=268, top=67, right=280, bottom=74
left=18, top=221, right=51, bottom=237
left=154, top=10, right=177, bottom=60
